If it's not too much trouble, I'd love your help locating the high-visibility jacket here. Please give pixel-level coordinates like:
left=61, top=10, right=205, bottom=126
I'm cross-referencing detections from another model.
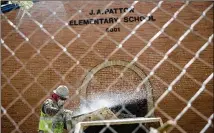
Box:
left=38, top=111, right=64, bottom=133
left=38, top=99, right=64, bottom=133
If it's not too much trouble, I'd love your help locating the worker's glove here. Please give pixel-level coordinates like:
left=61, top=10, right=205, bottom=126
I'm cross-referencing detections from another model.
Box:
left=64, top=109, right=73, bottom=115
left=63, top=109, right=73, bottom=121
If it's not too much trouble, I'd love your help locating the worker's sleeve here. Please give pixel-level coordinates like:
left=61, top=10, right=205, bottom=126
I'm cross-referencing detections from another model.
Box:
left=63, top=109, right=73, bottom=130
left=42, top=99, right=59, bottom=116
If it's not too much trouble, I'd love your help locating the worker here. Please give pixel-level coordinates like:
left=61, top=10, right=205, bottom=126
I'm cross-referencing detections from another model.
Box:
left=38, top=85, right=73, bottom=133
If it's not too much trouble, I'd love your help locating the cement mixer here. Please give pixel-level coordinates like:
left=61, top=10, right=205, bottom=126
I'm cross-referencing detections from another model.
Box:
left=64, top=107, right=170, bottom=133
left=64, top=107, right=118, bottom=131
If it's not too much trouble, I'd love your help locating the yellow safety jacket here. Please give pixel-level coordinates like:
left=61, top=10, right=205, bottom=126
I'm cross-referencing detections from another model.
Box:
left=38, top=105, right=64, bottom=133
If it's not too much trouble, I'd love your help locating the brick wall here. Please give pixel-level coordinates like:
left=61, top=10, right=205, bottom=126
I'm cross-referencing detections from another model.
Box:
left=1, top=1, right=213, bottom=133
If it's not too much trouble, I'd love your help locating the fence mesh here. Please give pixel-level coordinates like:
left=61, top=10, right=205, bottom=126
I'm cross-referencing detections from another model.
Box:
left=1, top=1, right=213, bottom=133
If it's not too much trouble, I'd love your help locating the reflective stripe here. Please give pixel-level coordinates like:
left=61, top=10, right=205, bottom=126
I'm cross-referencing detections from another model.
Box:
left=40, top=117, right=54, bottom=121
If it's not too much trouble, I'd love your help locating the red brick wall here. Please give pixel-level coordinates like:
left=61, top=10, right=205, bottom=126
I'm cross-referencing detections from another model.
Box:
left=1, top=1, right=213, bottom=133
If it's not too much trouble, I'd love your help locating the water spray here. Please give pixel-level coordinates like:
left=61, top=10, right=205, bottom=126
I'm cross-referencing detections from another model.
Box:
left=73, top=90, right=147, bottom=116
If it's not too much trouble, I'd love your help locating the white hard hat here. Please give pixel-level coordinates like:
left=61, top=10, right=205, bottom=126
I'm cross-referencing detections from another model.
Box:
left=53, top=85, right=69, bottom=99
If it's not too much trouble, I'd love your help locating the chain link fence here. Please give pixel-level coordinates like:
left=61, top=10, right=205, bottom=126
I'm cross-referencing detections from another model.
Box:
left=1, top=1, right=213, bottom=133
